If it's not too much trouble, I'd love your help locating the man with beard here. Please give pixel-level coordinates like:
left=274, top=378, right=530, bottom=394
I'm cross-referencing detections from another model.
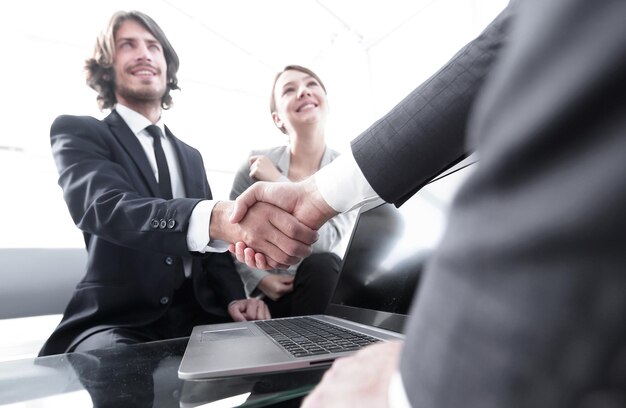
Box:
left=40, top=11, right=317, bottom=355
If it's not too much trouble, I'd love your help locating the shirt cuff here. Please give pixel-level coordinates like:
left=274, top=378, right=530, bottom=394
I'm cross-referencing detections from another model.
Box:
left=314, top=150, right=380, bottom=213
left=187, top=200, right=229, bottom=253
left=388, top=370, right=412, bottom=408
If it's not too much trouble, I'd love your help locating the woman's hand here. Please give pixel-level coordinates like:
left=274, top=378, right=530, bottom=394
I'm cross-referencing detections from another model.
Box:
left=249, top=155, right=282, bottom=181
left=258, top=274, right=295, bottom=301
left=227, top=298, right=271, bottom=321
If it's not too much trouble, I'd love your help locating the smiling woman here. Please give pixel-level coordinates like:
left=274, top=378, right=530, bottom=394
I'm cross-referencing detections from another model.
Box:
left=229, top=65, right=357, bottom=317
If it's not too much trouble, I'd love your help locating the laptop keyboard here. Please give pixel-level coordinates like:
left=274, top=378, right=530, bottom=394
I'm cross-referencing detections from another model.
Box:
left=254, top=317, right=381, bottom=358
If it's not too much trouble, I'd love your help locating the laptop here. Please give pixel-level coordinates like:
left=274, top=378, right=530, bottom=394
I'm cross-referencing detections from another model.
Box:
left=178, top=158, right=475, bottom=380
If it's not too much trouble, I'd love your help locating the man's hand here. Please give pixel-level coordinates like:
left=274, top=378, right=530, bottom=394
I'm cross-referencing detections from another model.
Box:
left=231, top=177, right=336, bottom=230
left=302, top=341, right=403, bottom=408
left=229, top=177, right=338, bottom=269
left=210, top=200, right=318, bottom=269
left=227, top=298, right=271, bottom=321
left=249, top=155, right=282, bottom=182
left=258, top=274, right=295, bottom=301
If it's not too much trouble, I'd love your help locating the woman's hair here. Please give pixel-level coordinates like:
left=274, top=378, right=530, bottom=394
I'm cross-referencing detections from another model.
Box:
left=269, top=65, right=327, bottom=134
left=85, top=11, right=180, bottom=110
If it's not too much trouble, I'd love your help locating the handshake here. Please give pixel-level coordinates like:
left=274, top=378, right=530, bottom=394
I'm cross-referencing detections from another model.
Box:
left=212, top=177, right=338, bottom=270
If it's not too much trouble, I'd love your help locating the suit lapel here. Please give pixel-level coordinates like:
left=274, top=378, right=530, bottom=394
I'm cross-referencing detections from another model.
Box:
left=104, top=110, right=161, bottom=197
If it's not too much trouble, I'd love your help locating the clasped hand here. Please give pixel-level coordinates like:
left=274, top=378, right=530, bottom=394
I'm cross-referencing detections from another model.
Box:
left=211, top=197, right=319, bottom=269
left=228, top=178, right=338, bottom=270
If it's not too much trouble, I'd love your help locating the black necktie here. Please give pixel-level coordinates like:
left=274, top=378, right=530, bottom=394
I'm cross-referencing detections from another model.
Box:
left=145, top=125, right=173, bottom=199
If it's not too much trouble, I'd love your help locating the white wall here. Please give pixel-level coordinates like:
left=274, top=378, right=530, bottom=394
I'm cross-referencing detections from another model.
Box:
left=0, top=0, right=507, bottom=248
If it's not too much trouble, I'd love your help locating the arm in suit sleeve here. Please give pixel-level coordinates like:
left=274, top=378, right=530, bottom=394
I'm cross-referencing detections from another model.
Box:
left=51, top=115, right=204, bottom=256
left=352, top=2, right=517, bottom=206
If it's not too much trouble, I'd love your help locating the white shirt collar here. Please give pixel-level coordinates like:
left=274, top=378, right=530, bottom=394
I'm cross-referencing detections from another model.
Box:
left=115, top=103, right=166, bottom=137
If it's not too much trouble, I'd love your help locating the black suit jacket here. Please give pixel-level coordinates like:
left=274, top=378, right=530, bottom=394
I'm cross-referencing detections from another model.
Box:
left=40, top=110, right=245, bottom=356
left=353, top=0, right=626, bottom=406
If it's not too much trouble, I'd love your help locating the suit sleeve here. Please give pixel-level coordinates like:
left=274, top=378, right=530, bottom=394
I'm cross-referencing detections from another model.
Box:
left=51, top=115, right=204, bottom=256
left=352, top=3, right=516, bottom=206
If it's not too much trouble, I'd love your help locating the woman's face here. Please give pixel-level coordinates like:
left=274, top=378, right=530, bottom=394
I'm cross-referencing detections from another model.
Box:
left=272, top=69, right=328, bottom=134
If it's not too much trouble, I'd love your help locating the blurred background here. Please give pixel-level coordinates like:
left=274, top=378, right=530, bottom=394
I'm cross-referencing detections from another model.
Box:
left=0, top=0, right=507, bottom=249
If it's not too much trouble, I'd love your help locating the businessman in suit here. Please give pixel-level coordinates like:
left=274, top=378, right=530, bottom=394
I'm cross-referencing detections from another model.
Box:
left=230, top=0, right=626, bottom=406
left=40, top=10, right=317, bottom=356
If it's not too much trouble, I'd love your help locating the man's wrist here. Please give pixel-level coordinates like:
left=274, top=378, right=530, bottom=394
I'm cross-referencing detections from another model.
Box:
left=209, top=201, right=239, bottom=243
left=302, top=177, right=339, bottom=229
left=315, top=151, right=379, bottom=212
left=187, top=199, right=213, bottom=251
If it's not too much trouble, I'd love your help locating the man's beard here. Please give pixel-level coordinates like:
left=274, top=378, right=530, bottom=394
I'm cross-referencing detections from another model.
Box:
left=116, top=81, right=166, bottom=106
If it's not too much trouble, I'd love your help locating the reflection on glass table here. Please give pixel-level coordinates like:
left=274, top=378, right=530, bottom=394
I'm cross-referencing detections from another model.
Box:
left=0, top=337, right=325, bottom=407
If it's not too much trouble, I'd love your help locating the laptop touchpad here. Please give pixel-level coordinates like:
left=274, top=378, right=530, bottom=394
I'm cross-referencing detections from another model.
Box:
left=201, top=327, right=257, bottom=341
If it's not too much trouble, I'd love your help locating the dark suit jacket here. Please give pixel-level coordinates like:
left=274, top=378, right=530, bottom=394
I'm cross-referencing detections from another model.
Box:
left=40, top=110, right=245, bottom=356
left=353, top=0, right=626, bottom=406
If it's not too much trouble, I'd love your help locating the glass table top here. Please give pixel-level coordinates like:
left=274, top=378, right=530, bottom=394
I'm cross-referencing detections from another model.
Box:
left=0, top=337, right=326, bottom=407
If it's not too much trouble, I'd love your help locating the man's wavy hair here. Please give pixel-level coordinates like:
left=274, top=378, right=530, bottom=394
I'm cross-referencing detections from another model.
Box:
left=85, top=11, right=180, bottom=110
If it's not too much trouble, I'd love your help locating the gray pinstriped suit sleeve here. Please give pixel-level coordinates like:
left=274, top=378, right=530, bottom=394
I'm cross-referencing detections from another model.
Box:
left=352, top=0, right=626, bottom=406
left=352, top=4, right=516, bottom=206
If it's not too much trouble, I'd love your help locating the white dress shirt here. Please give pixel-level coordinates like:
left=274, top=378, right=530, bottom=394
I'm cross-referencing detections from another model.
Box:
left=314, top=151, right=412, bottom=408
left=115, top=105, right=226, bottom=277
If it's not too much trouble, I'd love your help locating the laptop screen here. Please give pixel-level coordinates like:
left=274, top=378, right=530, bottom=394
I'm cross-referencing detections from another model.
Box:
left=326, top=158, right=475, bottom=333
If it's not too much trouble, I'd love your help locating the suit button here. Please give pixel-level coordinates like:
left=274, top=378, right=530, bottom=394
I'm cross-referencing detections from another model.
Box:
left=150, top=219, right=159, bottom=229
left=159, top=219, right=167, bottom=229
left=160, top=296, right=169, bottom=305
left=165, top=256, right=174, bottom=266
left=167, top=219, right=176, bottom=229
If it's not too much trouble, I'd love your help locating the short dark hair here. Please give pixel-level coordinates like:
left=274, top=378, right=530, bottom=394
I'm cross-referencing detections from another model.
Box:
left=270, top=65, right=327, bottom=134
left=85, top=11, right=180, bottom=110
